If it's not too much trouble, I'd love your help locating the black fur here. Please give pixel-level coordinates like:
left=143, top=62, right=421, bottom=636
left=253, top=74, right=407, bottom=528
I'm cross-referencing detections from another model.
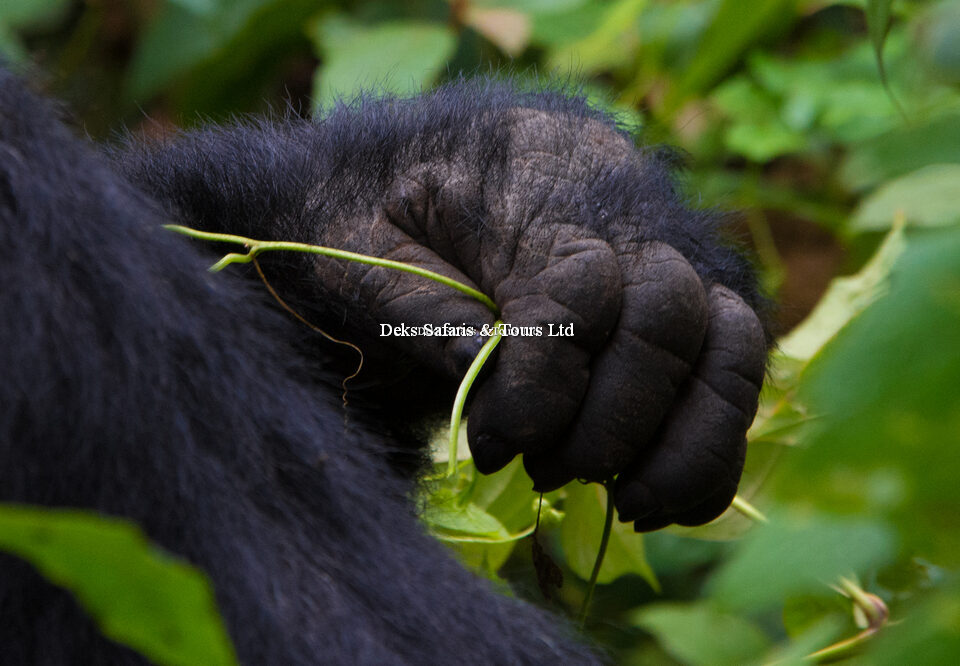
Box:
left=0, top=69, right=768, bottom=663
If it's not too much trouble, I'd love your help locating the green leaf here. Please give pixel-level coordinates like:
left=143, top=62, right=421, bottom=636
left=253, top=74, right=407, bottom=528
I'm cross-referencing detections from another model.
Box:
left=545, top=0, right=647, bottom=75
left=747, top=45, right=902, bottom=144
left=841, top=113, right=960, bottom=191
left=469, top=458, right=539, bottom=533
left=666, top=0, right=796, bottom=110
left=310, top=17, right=456, bottom=108
left=778, top=221, right=906, bottom=363
left=782, top=594, right=850, bottom=639
left=633, top=602, right=771, bottom=666
left=422, top=488, right=512, bottom=540
left=707, top=511, right=896, bottom=613
left=0, top=0, right=70, bottom=62
left=530, top=1, right=607, bottom=47
left=763, top=617, right=847, bottom=665
left=851, top=164, right=960, bottom=231
left=0, top=505, right=236, bottom=666
left=0, top=0, right=69, bottom=27
left=126, top=0, right=292, bottom=103
left=868, top=579, right=960, bottom=664
left=781, top=227, right=960, bottom=566
left=711, top=77, right=807, bottom=161
left=560, top=482, right=659, bottom=590
left=421, top=458, right=538, bottom=575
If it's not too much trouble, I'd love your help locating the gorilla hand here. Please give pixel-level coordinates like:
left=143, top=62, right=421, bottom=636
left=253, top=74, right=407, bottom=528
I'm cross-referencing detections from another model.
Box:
left=122, top=85, right=769, bottom=531
left=299, top=98, right=767, bottom=531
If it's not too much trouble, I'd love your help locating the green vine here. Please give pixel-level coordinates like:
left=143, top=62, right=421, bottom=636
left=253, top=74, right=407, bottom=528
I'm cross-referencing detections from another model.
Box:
left=163, top=224, right=502, bottom=476
left=164, top=225, right=500, bottom=315
left=447, top=326, right=503, bottom=477
left=578, top=479, right=615, bottom=628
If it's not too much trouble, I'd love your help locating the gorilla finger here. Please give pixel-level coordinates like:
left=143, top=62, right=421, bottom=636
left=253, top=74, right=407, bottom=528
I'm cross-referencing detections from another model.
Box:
left=673, top=481, right=741, bottom=527
left=628, top=473, right=741, bottom=532
left=316, top=217, right=497, bottom=379
left=524, top=242, right=708, bottom=490
left=523, top=449, right=575, bottom=493
left=468, top=229, right=622, bottom=473
left=614, top=285, right=766, bottom=528
left=467, top=305, right=591, bottom=474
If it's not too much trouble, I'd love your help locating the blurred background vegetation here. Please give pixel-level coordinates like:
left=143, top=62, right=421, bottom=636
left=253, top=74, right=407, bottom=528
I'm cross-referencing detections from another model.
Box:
left=4, top=0, right=960, bottom=663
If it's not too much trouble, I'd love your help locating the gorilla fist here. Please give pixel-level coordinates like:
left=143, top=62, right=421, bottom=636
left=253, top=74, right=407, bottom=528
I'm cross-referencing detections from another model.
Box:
left=121, top=84, right=769, bottom=532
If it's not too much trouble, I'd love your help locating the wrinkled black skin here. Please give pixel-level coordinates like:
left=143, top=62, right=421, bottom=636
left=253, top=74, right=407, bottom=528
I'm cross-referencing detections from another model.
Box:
left=0, top=66, right=767, bottom=664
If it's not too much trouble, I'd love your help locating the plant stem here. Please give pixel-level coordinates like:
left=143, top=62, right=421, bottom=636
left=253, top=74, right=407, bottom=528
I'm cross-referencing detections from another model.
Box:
left=164, top=224, right=500, bottom=315
left=806, top=578, right=889, bottom=662
left=578, top=480, right=615, bottom=629
left=447, top=325, right=503, bottom=477
left=731, top=495, right=768, bottom=523
left=164, top=224, right=508, bottom=477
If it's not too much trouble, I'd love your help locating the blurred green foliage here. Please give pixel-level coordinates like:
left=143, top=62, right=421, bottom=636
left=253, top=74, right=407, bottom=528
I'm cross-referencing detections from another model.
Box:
left=0, top=506, right=236, bottom=666
left=6, top=0, right=960, bottom=663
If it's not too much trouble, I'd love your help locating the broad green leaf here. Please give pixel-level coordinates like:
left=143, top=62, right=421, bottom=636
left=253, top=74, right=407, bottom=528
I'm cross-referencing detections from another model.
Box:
left=422, top=488, right=511, bottom=540
left=851, top=164, right=960, bottom=231
left=782, top=594, right=850, bottom=639
left=747, top=45, right=901, bottom=144
left=868, top=579, right=960, bottom=664
left=546, top=0, right=647, bottom=75
left=444, top=461, right=538, bottom=574
left=684, top=169, right=848, bottom=229
left=128, top=0, right=261, bottom=100
left=0, top=506, right=236, bottom=666
left=711, top=77, right=807, bottom=161
left=0, top=0, right=69, bottom=27
left=779, top=227, right=960, bottom=565
left=724, top=123, right=807, bottom=163
left=530, top=1, right=607, bottom=47
left=560, top=482, right=659, bottom=590
left=778, top=221, right=905, bottom=363
left=469, top=458, right=539, bottom=533
left=762, top=617, right=847, bottom=665
left=707, top=511, right=896, bottom=612
left=126, top=0, right=312, bottom=104
left=422, top=455, right=538, bottom=574
left=633, top=602, right=771, bottom=666
left=642, top=531, right=730, bottom=578
left=310, top=17, right=456, bottom=108
left=666, top=0, right=796, bottom=110
left=841, top=113, right=960, bottom=190
left=172, top=0, right=318, bottom=116
left=0, top=0, right=69, bottom=62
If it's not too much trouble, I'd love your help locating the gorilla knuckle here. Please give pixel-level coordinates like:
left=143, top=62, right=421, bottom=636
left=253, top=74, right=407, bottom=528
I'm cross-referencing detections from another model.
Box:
left=701, top=284, right=767, bottom=397
left=619, top=241, right=709, bottom=364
